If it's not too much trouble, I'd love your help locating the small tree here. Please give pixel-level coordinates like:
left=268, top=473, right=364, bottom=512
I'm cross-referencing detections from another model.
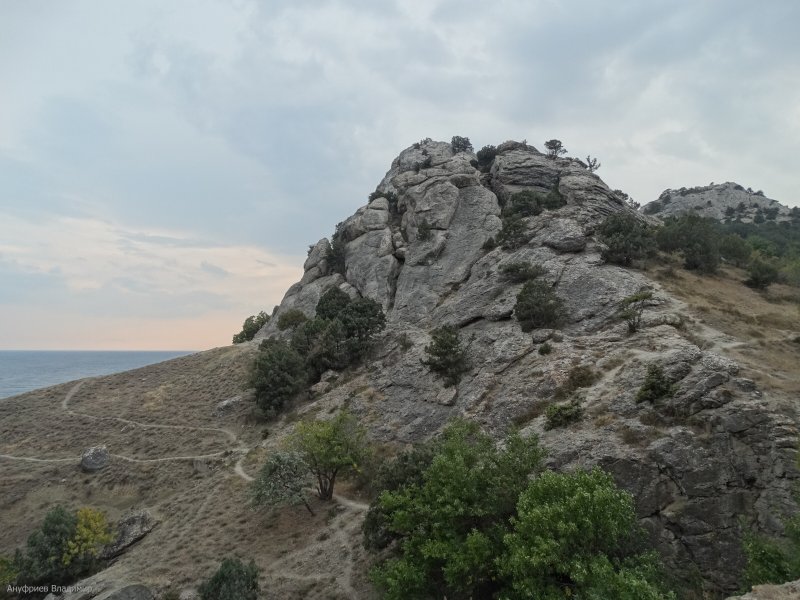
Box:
left=544, top=399, right=583, bottom=430
left=719, top=233, right=752, bottom=267
left=277, top=308, right=308, bottom=331
left=328, top=226, right=347, bottom=275
left=451, top=136, right=473, bottom=153
left=421, top=325, right=470, bottom=387
left=62, top=508, right=113, bottom=575
left=290, top=411, right=368, bottom=500
left=232, top=311, right=269, bottom=344
left=496, top=213, right=529, bottom=250
left=198, top=558, right=260, bottom=600
left=618, top=289, right=653, bottom=333
left=586, top=155, right=601, bottom=172
left=544, top=139, right=567, bottom=159
left=499, top=262, right=547, bottom=283
left=636, top=364, right=675, bottom=404
left=251, top=339, right=307, bottom=417
left=476, top=145, right=497, bottom=171
left=250, top=451, right=314, bottom=515
left=514, top=280, right=564, bottom=332
left=506, top=190, right=543, bottom=218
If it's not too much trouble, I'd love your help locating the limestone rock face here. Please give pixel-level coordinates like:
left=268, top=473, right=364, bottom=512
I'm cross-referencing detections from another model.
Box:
left=726, top=579, right=800, bottom=599
left=256, top=139, right=799, bottom=594
left=80, top=445, right=109, bottom=473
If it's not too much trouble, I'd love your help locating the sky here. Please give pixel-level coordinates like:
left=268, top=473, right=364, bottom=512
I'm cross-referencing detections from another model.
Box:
left=1, top=0, right=798, bottom=350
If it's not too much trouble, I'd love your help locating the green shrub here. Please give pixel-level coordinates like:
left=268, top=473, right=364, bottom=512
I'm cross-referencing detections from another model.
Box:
left=501, top=469, right=674, bottom=599
left=251, top=339, right=306, bottom=417
left=476, top=145, right=497, bottom=171
left=506, top=190, right=543, bottom=218
left=370, top=421, right=544, bottom=599
left=363, top=443, right=438, bottom=551
left=544, top=139, right=567, bottom=158
left=276, top=309, right=308, bottom=331
left=746, top=254, right=780, bottom=289
left=496, top=213, right=528, bottom=250
left=597, top=213, right=657, bottom=267
left=619, top=289, right=653, bottom=333
left=656, top=215, right=720, bottom=273
left=0, top=555, right=17, bottom=588
left=544, top=399, right=583, bottom=429
left=514, top=280, right=564, bottom=331
left=198, top=558, right=259, bottom=600
left=719, top=233, right=752, bottom=267
left=636, top=365, right=675, bottom=404
left=499, top=261, right=547, bottom=283
left=232, top=311, right=269, bottom=344
left=451, top=136, right=473, bottom=153
left=741, top=504, right=800, bottom=589
left=554, top=365, right=598, bottom=399
left=538, top=342, right=552, bottom=355
left=250, top=451, right=313, bottom=514
left=316, top=286, right=351, bottom=320
left=328, top=226, right=347, bottom=275
left=421, top=325, right=470, bottom=387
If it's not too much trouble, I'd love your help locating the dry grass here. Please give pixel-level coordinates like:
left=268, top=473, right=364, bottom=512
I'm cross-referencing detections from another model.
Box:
left=0, top=344, right=377, bottom=598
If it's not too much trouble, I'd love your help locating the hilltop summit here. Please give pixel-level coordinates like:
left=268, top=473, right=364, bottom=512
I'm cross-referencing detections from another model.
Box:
left=256, top=138, right=799, bottom=594
left=641, top=181, right=796, bottom=223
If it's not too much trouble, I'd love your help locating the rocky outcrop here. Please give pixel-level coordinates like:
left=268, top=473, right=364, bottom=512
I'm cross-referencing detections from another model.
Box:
left=727, top=579, right=800, bottom=599
left=641, top=182, right=795, bottom=223
left=255, top=139, right=800, bottom=594
left=81, top=445, right=109, bottom=473
left=101, top=510, right=158, bottom=560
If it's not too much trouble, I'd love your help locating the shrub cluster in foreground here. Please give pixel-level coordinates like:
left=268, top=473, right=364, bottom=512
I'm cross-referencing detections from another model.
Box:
left=365, top=420, right=675, bottom=599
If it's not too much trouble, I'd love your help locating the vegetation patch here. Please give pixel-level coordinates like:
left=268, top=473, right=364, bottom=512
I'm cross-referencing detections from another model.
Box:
left=421, top=325, right=470, bottom=387
left=514, top=280, right=565, bottom=331
left=636, top=365, right=676, bottom=404
left=544, top=399, right=583, bottom=430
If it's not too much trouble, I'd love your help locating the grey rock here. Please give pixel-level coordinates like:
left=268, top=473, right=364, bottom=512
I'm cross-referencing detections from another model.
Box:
left=101, top=510, right=158, bottom=559
left=81, top=445, right=109, bottom=473
left=100, top=586, right=155, bottom=600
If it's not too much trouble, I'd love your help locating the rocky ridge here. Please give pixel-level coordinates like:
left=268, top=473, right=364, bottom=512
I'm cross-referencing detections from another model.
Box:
left=641, top=181, right=796, bottom=223
left=256, top=139, right=799, bottom=594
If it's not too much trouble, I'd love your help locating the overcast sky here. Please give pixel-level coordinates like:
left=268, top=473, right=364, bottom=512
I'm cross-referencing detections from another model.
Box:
left=1, top=0, right=798, bottom=350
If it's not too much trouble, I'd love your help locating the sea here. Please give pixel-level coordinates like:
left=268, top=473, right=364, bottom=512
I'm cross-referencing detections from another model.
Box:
left=0, top=350, right=195, bottom=400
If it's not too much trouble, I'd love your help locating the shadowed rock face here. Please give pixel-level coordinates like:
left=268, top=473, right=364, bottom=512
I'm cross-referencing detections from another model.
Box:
left=255, top=139, right=799, bottom=594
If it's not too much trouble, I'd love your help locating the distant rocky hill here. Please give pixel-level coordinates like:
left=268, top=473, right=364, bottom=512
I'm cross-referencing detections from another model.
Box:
left=641, top=181, right=796, bottom=223
left=258, top=139, right=800, bottom=595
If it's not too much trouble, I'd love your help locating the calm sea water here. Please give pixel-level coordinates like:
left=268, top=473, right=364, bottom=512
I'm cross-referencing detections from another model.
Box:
left=0, top=350, right=194, bottom=400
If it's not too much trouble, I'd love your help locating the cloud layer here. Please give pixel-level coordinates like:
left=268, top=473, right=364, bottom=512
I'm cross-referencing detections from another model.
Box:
left=1, top=0, right=798, bottom=348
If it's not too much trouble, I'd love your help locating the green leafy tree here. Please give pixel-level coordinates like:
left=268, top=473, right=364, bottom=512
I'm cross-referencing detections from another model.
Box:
left=476, top=145, right=497, bottom=171
left=251, top=339, right=306, bottom=417
left=250, top=451, right=314, bottom=515
left=421, top=325, right=470, bottom=387
left=232, top=311, right=269, bottom=344
left=276, top=308, right=308, bottom=331
left=451, top=135, right=473, bottom=153
left=328, top=226, right=347, bottom=275
left=501, top=468, right=674, bottom=599
left=371, top=421, right=544, bottom=599
left=198, top=558, right=260, bottom=600
left=290, top=411, right=368, bottom=500
left=14, top=505, right=110, bottom=586
left=363, top=443, right=438, bottom=551
left=656, top=215, right=720, bottom=273
left=544, top=399, right=583, bottom=430
left=544, top=139, right=567, bottom=159
left=598, top=213, right=657, bottom=266
left=514, top=280, right=565, bottom=331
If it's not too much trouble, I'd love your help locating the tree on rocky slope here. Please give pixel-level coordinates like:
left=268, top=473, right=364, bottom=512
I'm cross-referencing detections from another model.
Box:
left=514, top=280, right=564, bottom=331
left=421, top=325, right=470, bottom=387
left=290, top=411, right=368, bottom=500
left=232, top=311, right=269, bottom=344
left=250, top=451, right=314, bottom=515
left=598, top=213, right=657, bottom=267
left=544, top=139, right=567, bottom=159
left=251, top=339, right=306, bottom=417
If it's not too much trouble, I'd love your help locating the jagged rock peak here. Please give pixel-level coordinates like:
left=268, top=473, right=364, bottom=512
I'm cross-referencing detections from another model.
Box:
left=258, top=138, right=630, bottom=337
left=641, top=181, right=795, bottom=223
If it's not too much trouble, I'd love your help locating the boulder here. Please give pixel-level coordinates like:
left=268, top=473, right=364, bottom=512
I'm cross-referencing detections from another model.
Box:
left=80, top=445, right=109, bottom=473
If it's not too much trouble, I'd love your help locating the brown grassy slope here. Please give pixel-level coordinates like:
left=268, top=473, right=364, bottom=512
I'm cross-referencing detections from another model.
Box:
left=0, top=343, right=376, bottom=598
left=651, top=263, right=800, bottom=401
